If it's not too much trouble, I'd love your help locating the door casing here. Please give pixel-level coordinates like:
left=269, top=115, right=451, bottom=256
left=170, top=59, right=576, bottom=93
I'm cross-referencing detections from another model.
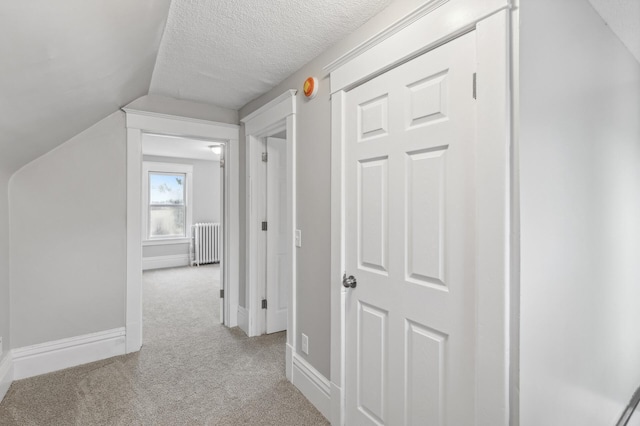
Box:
left=124, top=110, right=240, bottom=352
left=327, top=1, right=514, bottom=424
left=241, top=91, right=297, bottom=376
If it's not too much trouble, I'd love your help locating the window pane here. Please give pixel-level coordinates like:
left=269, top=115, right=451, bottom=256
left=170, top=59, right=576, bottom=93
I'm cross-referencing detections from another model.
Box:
left=149, top=173, right=185, bottom=205
left=150, top=206, right=185, bottom=237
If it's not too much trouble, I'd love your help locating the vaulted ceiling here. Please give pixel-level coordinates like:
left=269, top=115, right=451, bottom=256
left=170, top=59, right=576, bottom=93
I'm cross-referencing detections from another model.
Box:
left=0, top=0, right=172, bottom=174
left=1, top=0, right=638, bottom=176
left=0, top=0, right=390, bottom=175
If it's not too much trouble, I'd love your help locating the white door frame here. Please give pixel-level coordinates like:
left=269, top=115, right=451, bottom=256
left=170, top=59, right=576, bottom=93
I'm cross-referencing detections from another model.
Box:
left=124, top=109, right=240, bottom=353
left=326, top=1, right=514, bottom=424
left=241, top=90, right=296, bottom=361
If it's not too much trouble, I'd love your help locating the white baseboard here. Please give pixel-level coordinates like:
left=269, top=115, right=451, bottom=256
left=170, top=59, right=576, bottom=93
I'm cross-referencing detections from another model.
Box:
left=286, top=343, right=293, bottom=381
left=12, top=328, right=126, bottom=380
left=142, top=254, right=190, bottom=270
left=331, top=382, right=344, bottom=426
left=227, top=302, right=238, bottom=328
left=0, top=352, right=13, bottom=402
left=237, top=306, right=248, bottom=335
left=290, top=346, right=331, bottom=420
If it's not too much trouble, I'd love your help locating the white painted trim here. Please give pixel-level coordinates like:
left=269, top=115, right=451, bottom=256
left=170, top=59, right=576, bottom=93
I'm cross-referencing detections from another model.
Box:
left=123, top=108, right=240, bottom=133
left=142, top=254, right=190, bottom=271
left=242, top=90, right=297, bottom=346
left=0, top=353, right=13, bottom=403
left=291, top=349, right=331, bottom=420
left=12, top=328, right=126, bottom=380
left=126, top=127, right=143, bottom=353
left=326, top=0, right=511, bottom=94
left=323, top=0, right=450, bottom=74
left=286, top=343, right=293, bottom=382
left=330, top=91, right=347, bottom=426
left=242, top=91, right=297, bottom=137
left=330, top=382, right=343, bottom=426
left=126, top=111, right=240, bottom=353
left=240, top=89, right=297, bottom=124
left=328, top=3, right=513, bottom=425
left=237, top=306, right=249, bottom=336
left=475, top=10, right=512, bottom=425
left=142, top=238, right=190, bottom=246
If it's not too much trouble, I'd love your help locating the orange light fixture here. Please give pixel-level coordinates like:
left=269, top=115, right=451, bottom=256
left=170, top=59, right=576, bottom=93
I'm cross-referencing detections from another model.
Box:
left=303, top=77, right=318, bottom=99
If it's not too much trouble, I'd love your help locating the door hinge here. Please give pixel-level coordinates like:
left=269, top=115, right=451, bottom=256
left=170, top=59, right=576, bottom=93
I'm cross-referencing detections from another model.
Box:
left=220, top=158, right=225, bottom=168
left=262, top=152, right=268, bottom=162
left=220, top=289, right=224, bottom=298
left=472, top=72, right=477, bottom=100
left=262, top=221, right=268, bottom=231
left=262, top=299, right=268, bottom=309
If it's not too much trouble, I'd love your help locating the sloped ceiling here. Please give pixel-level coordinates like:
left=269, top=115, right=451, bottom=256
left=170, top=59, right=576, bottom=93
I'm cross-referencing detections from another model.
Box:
left=1, top=0, right=391, bottom=174
left=0, top=0, right=172, bottom=174
left=149, top=0, right=391, bottom=110
left=589, top=0, right=640, bottom=63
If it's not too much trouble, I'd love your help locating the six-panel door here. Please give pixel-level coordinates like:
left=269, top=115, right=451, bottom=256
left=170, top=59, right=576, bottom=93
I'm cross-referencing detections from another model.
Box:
left=345, top=31, right=478, bottom=425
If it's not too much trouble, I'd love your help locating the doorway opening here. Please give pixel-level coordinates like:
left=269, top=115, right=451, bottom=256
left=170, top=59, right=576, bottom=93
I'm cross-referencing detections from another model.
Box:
left=241, top=89, right=296, bottom=377
left=124, top=109, right=240, bottom=353
left=140, top=133, right=226, bottom=324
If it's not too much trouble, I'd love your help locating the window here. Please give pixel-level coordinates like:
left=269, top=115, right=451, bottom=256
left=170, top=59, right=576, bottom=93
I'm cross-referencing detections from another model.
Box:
left=143, top=162, right=193, bottom=241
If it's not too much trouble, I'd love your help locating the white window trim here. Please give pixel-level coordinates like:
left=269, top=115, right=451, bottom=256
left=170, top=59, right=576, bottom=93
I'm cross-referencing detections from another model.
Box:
left=142, top=161, right=193, bottom=244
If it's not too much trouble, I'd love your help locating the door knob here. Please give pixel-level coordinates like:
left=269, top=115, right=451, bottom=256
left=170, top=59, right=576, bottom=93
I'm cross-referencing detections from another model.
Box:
left=342, top=274, right=357, bottom=289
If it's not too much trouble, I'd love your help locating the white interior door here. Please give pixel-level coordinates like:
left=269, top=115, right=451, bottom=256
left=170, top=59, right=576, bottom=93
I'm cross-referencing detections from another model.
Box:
left=266, top=137, right=288, bottom=333
left=344, top=31, right=477, bottom=425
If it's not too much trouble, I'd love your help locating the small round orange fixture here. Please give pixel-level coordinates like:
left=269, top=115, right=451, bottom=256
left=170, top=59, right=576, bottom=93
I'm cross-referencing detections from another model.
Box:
left=303, top=77, right=318, bottom=99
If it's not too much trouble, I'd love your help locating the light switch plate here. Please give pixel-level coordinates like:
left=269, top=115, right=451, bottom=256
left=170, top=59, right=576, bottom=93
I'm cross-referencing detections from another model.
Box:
left=302, top=333, right=309, bottom=354
left=295, top=229, right=302, bottom=247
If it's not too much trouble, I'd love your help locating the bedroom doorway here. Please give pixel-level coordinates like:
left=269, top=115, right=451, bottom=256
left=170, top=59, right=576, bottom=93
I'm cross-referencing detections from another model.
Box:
left=124, top=109, right=240, bottom=353
left=140, top=133, right=226, bottom=324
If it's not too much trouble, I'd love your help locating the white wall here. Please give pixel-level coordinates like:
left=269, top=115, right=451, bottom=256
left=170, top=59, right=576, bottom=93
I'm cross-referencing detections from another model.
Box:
left=142, top=155, right=221, bottom=260
left=520, top=0, right=640, bottom=424
left=9, top=112, right=127, bottom=348
left=239, top=0, right=427, bottom=378
left=0, top=170, right=10, bottom=362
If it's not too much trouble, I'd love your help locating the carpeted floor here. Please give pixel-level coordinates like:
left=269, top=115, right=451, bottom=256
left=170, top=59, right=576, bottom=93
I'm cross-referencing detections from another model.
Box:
left=0, top=265, right=329, bottom=425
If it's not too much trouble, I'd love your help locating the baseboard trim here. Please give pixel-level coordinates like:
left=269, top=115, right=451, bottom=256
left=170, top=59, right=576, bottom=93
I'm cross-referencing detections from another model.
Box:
left=331, top=382, right=344, bottom=426
left=237, top=306, right=248, bottom=335
left=290, top=348, right=331, bottom=420
left=286, top=343, right=293, bottom=381
left=142, top=254, right=190, bottom=270
left=0, top=353, right=13, bottom=402
left=12, top=328, right=126, bottom=380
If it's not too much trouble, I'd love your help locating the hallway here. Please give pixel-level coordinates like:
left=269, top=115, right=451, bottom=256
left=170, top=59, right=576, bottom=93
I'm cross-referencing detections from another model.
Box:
left=0, top=265, right=328, bottom=425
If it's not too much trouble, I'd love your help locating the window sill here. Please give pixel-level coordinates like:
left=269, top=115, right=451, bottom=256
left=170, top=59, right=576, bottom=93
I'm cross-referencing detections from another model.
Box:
left=143, top=238, right=191, bottom=246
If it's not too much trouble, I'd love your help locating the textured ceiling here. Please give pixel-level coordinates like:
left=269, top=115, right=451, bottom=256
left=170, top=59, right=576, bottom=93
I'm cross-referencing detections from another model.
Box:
left=588, top=0, right=640, bottom=63
left=149, top=0, right=391, bottom=110
left=0, top=0, right=171, bottom=174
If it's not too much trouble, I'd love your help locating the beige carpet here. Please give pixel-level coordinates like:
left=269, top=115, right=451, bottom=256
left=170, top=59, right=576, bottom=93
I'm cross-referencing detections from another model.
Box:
left=0, top=265, right=329, bottom=425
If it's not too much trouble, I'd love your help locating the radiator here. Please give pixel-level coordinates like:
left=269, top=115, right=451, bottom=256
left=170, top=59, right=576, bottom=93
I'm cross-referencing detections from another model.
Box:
left=192, top=223, right=221, bottom=266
